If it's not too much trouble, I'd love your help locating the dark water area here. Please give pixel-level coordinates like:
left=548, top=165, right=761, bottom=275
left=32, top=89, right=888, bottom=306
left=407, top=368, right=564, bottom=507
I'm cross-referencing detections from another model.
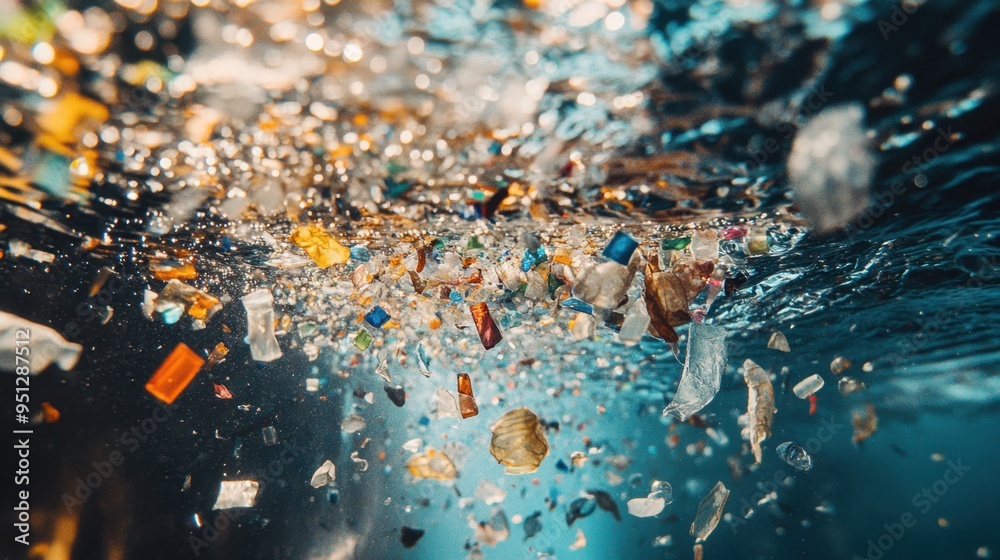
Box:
left=3, top=0, right=1000, bottom=559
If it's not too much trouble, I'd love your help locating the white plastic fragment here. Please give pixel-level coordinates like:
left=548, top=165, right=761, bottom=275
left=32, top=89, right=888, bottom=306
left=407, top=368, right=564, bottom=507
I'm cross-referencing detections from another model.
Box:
left=402, top=438, right=423, bottom=453
left=792, top=374, right=825, bottom=399
left=241, top=289, right=283, bottom=362
left=627, top=495, right=666, bottom=518
left=474, top=480, right=508, bottom=505
left=341, top=414, right=366, bottom=433
left=767, top=331, right=790, bottom=352
left=617, top=298, right=650, bottom=344
left=569, top=529, right=587, bottom=550
left=0, top=311, right=83, bottom=373
left=212, top=480, right=260, bottom=510
left=663, top=323, right=728, bottom=421
left=310, top=460, right=336, bottom=488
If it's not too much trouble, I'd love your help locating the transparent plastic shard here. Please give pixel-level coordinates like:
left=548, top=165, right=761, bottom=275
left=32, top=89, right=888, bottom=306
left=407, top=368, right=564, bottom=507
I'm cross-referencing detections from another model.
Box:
left=740, top=359, right=775, bottom=465
left=241, top=289, right=282, bottom=362
left=776, top=442, right=813, bottom=471
left=212, top=480, right=260, bottom=510
left=1, top=311, right=83, bottom=373
left=663, top=323, right=728, bottom=421
left=792, top=374, right=824, bottom=399
left=689, top=481, right=730, bottom=543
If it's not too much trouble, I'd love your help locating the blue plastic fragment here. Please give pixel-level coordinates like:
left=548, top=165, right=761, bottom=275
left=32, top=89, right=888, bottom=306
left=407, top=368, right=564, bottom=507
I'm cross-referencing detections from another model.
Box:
left=561, top=298, right=594, bottom=315
left=602, top=230, right=639, bottom=266
left=350, top=246, right=371, bottom=262
left=364, top=305, right=391, bottom=328
left=521, top=247, right=547, bottom=272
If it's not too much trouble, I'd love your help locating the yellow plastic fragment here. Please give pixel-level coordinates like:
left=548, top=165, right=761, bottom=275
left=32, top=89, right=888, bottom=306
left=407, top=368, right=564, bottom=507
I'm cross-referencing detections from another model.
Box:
left=290, top=224, right=351, bottom=269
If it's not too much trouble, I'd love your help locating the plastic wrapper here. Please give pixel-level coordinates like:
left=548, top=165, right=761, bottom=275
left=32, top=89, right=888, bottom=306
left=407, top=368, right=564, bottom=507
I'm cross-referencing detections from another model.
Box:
left=663, top=323, right=728, bottom=421
left=489, top=408, right=549, bottom=475
left=690, top=481, right=730, bottom=543
left=739, top=359, right=775, bottom=465
left=0, top=311, right=82, bottom=373
left=145, top=343, right=204, bottom=404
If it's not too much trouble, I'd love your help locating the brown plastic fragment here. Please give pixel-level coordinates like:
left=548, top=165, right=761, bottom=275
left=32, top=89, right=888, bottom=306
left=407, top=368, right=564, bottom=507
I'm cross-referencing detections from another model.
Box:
left=457, top=373, right=479, bottom=418
left=852, top=403, right=878, bottom=444
left=643, top=255, right=713, bottom=343
left=489, top=408, right=549, bottom=474
left=407, top=447, right=458, bottom=480
left=694, top=544, right=704, bottom=560
left=740, top=359, right=774, bottom=465
left=145, top=343, right=205, bottom=404
left=470, top=302, right=503, bottom=350
left=205, top=342, right=229, bottom=370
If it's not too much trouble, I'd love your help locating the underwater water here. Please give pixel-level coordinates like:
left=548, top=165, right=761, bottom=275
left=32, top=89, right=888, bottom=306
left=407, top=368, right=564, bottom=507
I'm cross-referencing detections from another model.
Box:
left=2, top=0, right=1000, bottom=559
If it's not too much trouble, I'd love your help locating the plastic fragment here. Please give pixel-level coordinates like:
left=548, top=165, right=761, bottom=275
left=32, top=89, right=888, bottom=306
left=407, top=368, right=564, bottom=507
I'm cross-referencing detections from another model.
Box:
left=41, top=401, right=60, bottom=423
left=474, top=480, right=507, bottom=505
left=432, top=387, right=461, bottom=418
left=407, top=447, right=458, bottom=481
left=830, top=356, right=852, bottom=374
left=145, top=343, right=205, bottom=404
left=204, top=342, right=229, bottom=369
left=792, top=374, right=825, bottom=399
left=375, top=358, right=392, bottom=382
left=591, top=490, right=621, bottom=520
left=572, top=252, right=639, bottom=310
left=661, top=236, right=691, bottom=251
left=350, top=245, right=371, bottom=262
left=690, top=481, right=730, bottom=543
left=566, top=496, right=597, bottom=526
left=627, top=495, right=666, bottom=518
left=262, top=426, right=278, bottom=446
left=290, top=224, right=350, bottom=269
left=776, top=442, right=813, bottom=471
left=471, top=509, right=510, bottom=546
left=694, top=543, right=704, bottom=560
left=569, top=529, right=587, bottom=550
left=523, top=511, right=543, bottom=540
left=852, top=403, right=879, bottom=444
left=618, top=298, right=650, bottom=344
left=354, top=328, right=373, bottom=350
left=457, top=373, right=479, bottom=419
left=470, top=302, right=503, bottom=350
left=350, top=451, right=368, bottom=471
left=569, top=312, right=595, bottom=341
left=644, top=257, right=712, bottom=344
left=650, top=480, right=673, bottom=504
left=310, top=460, right=336, bottom=488
left=150, top=260, right=197, bottom=281
left=212, top=480, right=259, bottom=510
left=306, top=378, right=319, bottom=391
left=746, top=229, right=770, bottom=255
left=601, top=229, right=639, bottom=266
left=157, top=280, right=222, bottom=322
left=365, top=305, right=391, bottom=329
left=242, top=289, right=282, bottom=362
left=341, top=414, right=366, bottom=433
left=663, top=323, right=728, bottom=421
left=768, top=331, right=790, bottom=352
left=8, top=240, right=55, bottom=263
left=212, top=383, right=232, bottom=399
left=403, top=438, right=422, bottom=453
left=0, top=311, right=83, bottom=372
left=489, top=408, right=550, bottom=475
left=400, top=526, right=425, bottom=548
left=838, top=377, right=867, bottom=396
left=384, top=384, right=406, bottom=407
left=739, top=359, right=774, bottom=465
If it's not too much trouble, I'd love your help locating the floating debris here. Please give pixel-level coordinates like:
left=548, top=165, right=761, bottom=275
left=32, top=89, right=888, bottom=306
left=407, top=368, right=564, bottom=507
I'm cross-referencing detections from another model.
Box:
left=212, top=480, right=259, bottom=510
left=618, top=298, right=650, bottom=345
left=351, top=451, right=369, bottom=471
left=690, top=481, right=730, bottom=543
left=0, top=311, right=82, bottom=372
left=354, top=329, right=373, bottom=351
left=838, top=377, right=867, bottom=396
left=566, top=496, right=598, bottom=526
left=145, top=343, right=205, bottom=405
left=471, top=509, right=510, bottom=546
left=40, top=401, right=60, bottom=423
left=432, top=387, right=462, bottom=418
left=407, top=448, right=458, bottom=481
left=384, top=385, right=406, bottom=407
left=627, top=495, right=666, bottom=518
left=523, top=511, right=543, bottom=540
left=310, top=460, right=336, bottom=488
left=489, top=408, right=550, bottom=475
left=569, top=529, right=587, bottom=550
left=601, top=229, right=639, bottom=266
left=470, top=302, right=503, bottom=350
left=204, top=342, right=229, bottom=370
left=792, top=374, right=825, bottom=399
left=150, top=260, right=197, bottom=281
left=768, top=331, right=790, bottom=352
left=400, top=526, right=425, bottom=549
left=830, top=356, right=852, bottom=374
left=739, top=359, right=774, bottom=465
left=852, top=403, right=879, bottom=444
left=212, top=383, right=232, bottom=399
left=474, top=480, right=507, bottom=505
left=457, top=373, right=479, bottom=419
left=242, top=289, right=282, bottom=362
left=290, top=224, right=350, bottom=269
left=155, top=280, right=222, bottom=323
left=776, top=442, right=813, bottom=471
left=591, top=490, right=622, bottom=520
left=365, top=305, right=391, bottom=329
left=341, top=414, right=366, bottom=433
left=664, top=323, right=728, bottom=421
left=261, top=426, right=278, bottom=446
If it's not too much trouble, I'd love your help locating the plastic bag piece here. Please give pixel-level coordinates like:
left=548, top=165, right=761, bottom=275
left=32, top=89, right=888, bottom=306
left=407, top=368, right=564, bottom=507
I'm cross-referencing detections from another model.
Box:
left=242, top=289, right=282, bottom=362
left=310, top=460, right=336, bottom=488
left=740, top=359, right=775, bottom=465
left=663, top=323, right=728, bottom=421
left=689, top=481, right=730, bottom=543
left=289, top=224, right=351, bottom=269
left=145, top=343, right=205, bottom=404
left=470, top=302, right=503, bottom=350
left=212, top=480, right=259, bottom=510
left=407, top=447, right=458, bottom=481
left=489, top=408, right=550, bottom=475
left=0, top=311, right=82, bottom=373
left=457, top=373, right=479, bottom=419
left=602, top=229, right=639, bottom=266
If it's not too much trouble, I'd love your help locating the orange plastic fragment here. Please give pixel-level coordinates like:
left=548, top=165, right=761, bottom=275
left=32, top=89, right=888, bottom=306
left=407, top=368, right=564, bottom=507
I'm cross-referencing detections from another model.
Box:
left=808, top=394, right=818, bottom=416
left=145, top=343, right=205, bottom=404
left=470, top=302, right=502, bottom=350
left=41, top=402, right=60, bottom=423
left=457, top=373, right=479, bottom=419
left=150, top=261, right=198, bottom=281
left=213, top=383, right=233, bottom=399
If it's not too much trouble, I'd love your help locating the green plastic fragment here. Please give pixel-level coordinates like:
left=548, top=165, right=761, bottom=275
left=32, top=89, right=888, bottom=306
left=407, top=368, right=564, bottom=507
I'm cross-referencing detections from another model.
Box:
left=661, top=237, right=692, bottom=251
left=354, top=329, right=373, bottom=351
